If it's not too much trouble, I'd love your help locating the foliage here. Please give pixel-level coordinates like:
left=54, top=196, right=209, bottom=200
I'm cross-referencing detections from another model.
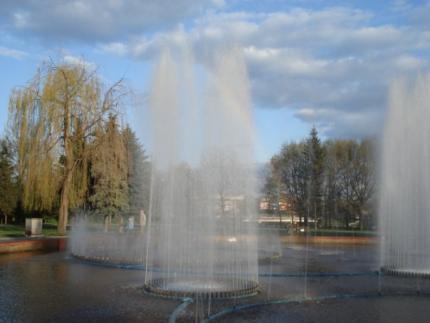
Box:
left=265, top=128, right=375, bottom=230
left=8, top=62, right=126, bottom=234
left=89, top=115, right=129, bottom=223
left=263, top=164, right=280, bottom=214
left=123, top=125, right=151, bottom=217
left=271, top=142, right=308, bottom=220
left=0, top=138, right=18, bottom=224
left=304, top=127, right=325, bottom=226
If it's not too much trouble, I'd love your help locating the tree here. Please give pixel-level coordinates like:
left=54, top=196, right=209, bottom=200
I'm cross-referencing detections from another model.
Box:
left=272, top=142, right=308, bottom=225
left=263, top=164, right=280, bottom=216
left=0, top=138, right=18, bottom=224
left=322, top=140, right=341, bottom=228
left=89, top=115, right=129, bottom=231
left=8, top=62, right=125, bottom=234
left=323, top=139, right=374, bottom=230
left=123, top=126, right=150, bottom=218
left=267, top=132, right=375, bottom=231
left=304, top=127, right=325, bottom=228
left=353, top=139, right=374, bottom=229
left=337, top=139, right=374, bottom=229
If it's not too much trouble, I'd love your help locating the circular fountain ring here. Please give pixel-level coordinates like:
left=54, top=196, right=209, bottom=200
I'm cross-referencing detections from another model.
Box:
left=381, top=267, right=430, bottom=278
left=71, top=253, right=145, bottom=267
left=143, top=277, right=259, bottom=299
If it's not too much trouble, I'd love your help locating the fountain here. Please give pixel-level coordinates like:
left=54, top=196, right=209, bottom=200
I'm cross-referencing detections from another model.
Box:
left=380, top=74, right=430, bottom=277
left=68, top=40, right=259, bottom=298
left=69, top=218, right=147, bottom=265
left=142, top=44, right=259, bottom=298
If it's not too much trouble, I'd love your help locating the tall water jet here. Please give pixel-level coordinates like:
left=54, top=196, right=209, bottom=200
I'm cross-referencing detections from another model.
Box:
left=380, top=74, right=430, bottom=277
left=143, top=45, right=259, bottom=298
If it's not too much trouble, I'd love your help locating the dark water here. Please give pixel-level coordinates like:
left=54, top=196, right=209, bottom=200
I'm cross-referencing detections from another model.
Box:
left=0, top=252, right=177, bottom=322
left=219, top=297, right=430, bottom=323
left=1, top=244, right=430, bottom=322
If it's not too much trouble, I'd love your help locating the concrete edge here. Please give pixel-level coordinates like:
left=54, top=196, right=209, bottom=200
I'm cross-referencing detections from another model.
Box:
left=0, top=237, right=68, bottom=254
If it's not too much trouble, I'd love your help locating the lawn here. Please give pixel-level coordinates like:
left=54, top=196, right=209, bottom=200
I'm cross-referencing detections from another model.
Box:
left=0, top=224, right=59, bottom=238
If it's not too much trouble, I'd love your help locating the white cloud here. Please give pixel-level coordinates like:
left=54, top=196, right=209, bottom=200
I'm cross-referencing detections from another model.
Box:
left=100, top=42, right=128, bottom=56
left=211, top=0, right=225, bottom=8
left=0, top=46, right=27, bottom=59
left=13, top=12, right=29, bottom=28
left=0, top=0, right=218, bottom=42
left=114, top=6, right=430, bottom=137
left=62, top=55, right=96, bottom=70
left=393, top=55, right=426, bottom=70
left=2, top=1, right=430, bottom=139
left=295, top=107, right=318, bottom=121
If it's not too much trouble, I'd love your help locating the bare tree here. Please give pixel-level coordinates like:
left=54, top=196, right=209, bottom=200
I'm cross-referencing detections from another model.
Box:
left=272, top=142, right=309, bottom=226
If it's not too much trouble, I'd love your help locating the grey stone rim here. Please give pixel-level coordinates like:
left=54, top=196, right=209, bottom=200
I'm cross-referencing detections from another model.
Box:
left=143, top=277, right=259, bottom=299
left=381, top=266, right=430, bottom=278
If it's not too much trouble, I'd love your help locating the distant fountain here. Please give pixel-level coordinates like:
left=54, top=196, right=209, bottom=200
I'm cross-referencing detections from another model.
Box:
left=380, top=74, right=430, bottom=277
left=143, top=44, right=259, bottom=298
left=70, top=218, right=146, bottom=265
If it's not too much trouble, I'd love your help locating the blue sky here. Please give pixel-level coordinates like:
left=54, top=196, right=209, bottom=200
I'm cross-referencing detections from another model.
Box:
left=0, top=0, right=429, bottom=162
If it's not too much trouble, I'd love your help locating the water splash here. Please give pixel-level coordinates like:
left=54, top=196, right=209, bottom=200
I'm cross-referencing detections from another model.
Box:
left=144, top=44, right=259, bottom=297
left=380, top=74, right=430, bottom=275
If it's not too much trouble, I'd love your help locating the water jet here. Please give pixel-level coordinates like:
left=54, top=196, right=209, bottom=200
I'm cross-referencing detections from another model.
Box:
left=380, top=74, right=430, bottom=277
left=143, top=45, right=259, bottom=298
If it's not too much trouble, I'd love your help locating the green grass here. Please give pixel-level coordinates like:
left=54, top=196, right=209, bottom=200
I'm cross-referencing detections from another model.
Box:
left=0, top=224, right=60, bottom=238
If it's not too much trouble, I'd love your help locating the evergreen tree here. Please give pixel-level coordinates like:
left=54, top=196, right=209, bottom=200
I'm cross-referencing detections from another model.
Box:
left=89, top=115, right=129, bottom=231
left=304, top=127, right=325, bottom=228
left=0, top=138, right=18, bottom=224
left=267, top=133, right=374, bottom=231
left=123, top=125, right=150, bottom=217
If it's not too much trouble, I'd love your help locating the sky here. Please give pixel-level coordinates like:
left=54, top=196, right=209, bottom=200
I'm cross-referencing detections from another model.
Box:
left=0, top=0, right=429, bottom=162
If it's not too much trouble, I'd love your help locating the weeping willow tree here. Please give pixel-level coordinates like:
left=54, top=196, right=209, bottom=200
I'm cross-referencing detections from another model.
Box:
left=8, top=62, right=125, bottom=234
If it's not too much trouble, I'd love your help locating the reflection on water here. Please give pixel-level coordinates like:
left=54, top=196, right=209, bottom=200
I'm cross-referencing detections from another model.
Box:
left=1, top=245, right=430, bottom=322
left=0, top=250, right=48, bottom=264
left=0, top=252, right=176, bottom=323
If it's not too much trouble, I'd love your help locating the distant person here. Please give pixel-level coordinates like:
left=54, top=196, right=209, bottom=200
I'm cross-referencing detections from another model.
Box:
left=140, top=209, right=146, bottom=233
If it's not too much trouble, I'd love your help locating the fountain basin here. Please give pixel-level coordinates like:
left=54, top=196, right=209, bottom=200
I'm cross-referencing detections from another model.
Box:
left=143, top=276, right=259, bottom=299
left=381, top=267, right=430, bottom=278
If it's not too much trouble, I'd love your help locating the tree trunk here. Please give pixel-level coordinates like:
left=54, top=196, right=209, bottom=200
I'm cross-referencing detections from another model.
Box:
left=278, top=196, right=281, bottom=225
left=104, top=215, right=110, bottom=232
left=118, top=215, right=124, bottom=233
left=58, top=98, right=72, bottom=236
left=359, top=208, right=365, bottom=231
left=220, top=193, right=226, bottom=216
left=304, top=206, right=309, bottom=228
left=58, top=170, right=72, bottom=235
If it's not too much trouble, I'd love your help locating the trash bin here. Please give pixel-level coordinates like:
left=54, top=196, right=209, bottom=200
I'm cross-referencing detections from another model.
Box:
left=25, top=218, right=43, bottom=237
